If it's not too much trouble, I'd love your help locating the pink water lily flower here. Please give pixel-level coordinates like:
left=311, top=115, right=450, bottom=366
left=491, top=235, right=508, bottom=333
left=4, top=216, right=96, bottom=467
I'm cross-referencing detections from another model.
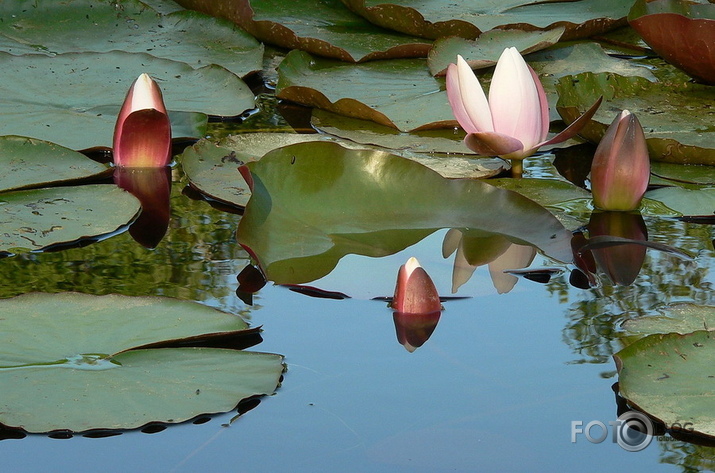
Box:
left=446, top=48, right=602, bottom=175
left=392, top=257, right=442, bottom=314
left=113, top=73, right=172, bottom=168
left=590, top=110, right=650, bottom=211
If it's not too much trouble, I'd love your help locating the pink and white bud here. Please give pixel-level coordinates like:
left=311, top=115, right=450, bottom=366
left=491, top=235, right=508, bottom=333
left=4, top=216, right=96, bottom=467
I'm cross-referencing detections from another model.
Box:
left=392, top=257, right=442, bottom=314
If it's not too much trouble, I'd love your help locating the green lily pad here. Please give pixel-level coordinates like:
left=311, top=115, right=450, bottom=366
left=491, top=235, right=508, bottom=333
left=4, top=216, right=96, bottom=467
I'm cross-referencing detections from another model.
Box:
left=180, top=131, right=506, bottom=207
left=276, top=50, right=454, bottom=132
left=643, top=187, right=715, bottom=216
left=650, top=162, right=715, bottom=187
left=174, top=0, right=431, bottom=62
left=341, top=0, right=629, bottom=40
left=428, top=27, right=565, bottom=76
left=555, top=71, right=715, bottom=165
left=622, top=303, right=715, bottom=338
left=0, top=0, right=263, bottom=78
left=0, top=292, right=284, bottom=432
left=236, top=141, right=573, bottom=284
left=0, top=185, right=140, bottom=254
left=0, top=51, right=254, bottom=150
left=615, top=330, right=715, bottom=439
left=0, top=136, right=110, bottom=193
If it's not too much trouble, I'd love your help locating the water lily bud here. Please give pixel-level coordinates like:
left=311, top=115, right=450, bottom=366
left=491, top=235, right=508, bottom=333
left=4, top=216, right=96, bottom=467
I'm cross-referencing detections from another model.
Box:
left=591, top=110, right=650, bottom=211
left=113, top=73, right=172, bottom=168
left=392, top=257, right=441, bottom=314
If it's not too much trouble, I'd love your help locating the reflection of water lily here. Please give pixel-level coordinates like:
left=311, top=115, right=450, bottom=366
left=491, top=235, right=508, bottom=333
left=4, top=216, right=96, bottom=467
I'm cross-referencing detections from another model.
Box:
left=393, top=311, right=441, bottom=353
left=446, top=48, right=602, bottom=176
left=113, top=167, right=171, bottom=248
left=113, top=73, right=172, bottom=168
left=590, top=110, right=650, bottom=211
left=392, top=257, right=441, bottom=314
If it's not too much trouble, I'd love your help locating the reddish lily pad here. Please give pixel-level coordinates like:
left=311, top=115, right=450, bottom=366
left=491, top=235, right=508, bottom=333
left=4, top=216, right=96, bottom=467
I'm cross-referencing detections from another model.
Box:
left=276, top=50, right=454, bottom=131
left=556, top=71, right=715, bottom=165
left=174, top=0, right=431, bottom=62
left=628, top=0, right=715, bottom=84
left=341, top=0, right=629, bottom=40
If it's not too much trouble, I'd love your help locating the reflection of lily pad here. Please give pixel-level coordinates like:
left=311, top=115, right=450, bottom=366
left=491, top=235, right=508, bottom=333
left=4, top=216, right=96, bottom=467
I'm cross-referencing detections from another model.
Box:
left=0, top=0, right=263, bottom=77
left=0, top=292, right=284, bottom=433
left=0, top=51, right=254, bottom=150
left=237, top=141, right=572, bottom=284
left=341, top=0, right=629, bottom=40
left=0, top=185, right=140, bottom=254
left=615, top=330, right=715, bottom=439
left=175, top=0, right=431, bottom=61
left=276, top=50, right=454, bottom=131
left=0, top=136, right=110, bottom=193
left=622, top=303, right=715, bottom=338
left=556, top=71, right=715, bottom=165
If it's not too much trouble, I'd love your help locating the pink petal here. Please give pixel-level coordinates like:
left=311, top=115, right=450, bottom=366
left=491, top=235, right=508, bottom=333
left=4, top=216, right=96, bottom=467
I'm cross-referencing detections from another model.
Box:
left=538, top=96, right=603, bottom=149
left=113, top=109, right=172, bottom=167
left=464, top=131, right=524, bottom=157
left=446, top=56, right=493, bottom=133
left=392, top=257, right=442, bottom=314
left=489, top=47, right=543, bottom=151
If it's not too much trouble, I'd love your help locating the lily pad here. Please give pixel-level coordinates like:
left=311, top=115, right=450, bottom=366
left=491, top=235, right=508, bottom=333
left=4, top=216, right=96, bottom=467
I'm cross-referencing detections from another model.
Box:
left=341, top=0, right=629, bottom=40
left=180, top=132, right=506, bottom=207
left=174, top=0, right=431, bottom=62
left=622, top=303, right=715, bottom=338
left=428, top=27, right=565, bottom=76
left=555, top=71, right=715, bottom=165
left=615, top=330, right=715, bottom=439
left=0, top=292, right=284, bottom=432
left=0, top=51, right=254, bottom=150
left=236, top=141, right=573, bottom=284
left=276, top=50, right=454, bottom=131
left=0, top=136, right=110, bottom=193
left=0, top=0, right=263, bottom=78
left=0, top=185, right=140, bottom=254
left=629, top=0, right=715, bottom=84
left=643, top=187, right=715, bottom=216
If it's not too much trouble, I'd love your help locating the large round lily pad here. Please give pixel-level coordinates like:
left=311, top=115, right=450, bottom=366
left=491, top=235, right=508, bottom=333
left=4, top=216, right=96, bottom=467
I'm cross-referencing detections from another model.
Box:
left=0, top=185, right=140, bottom=254
left=276, top=50, right=454, bottom=131
left=556, top=71, right=715, bottom=165
left=174, top=0, right=431, bottom=62
left=0, top=51, right=254, bottom=150
left=236, top=141, right=573, bottom=284
left=0, top=136, right=110, bottom=193
left=341, top=0, right=629, bottom=40
left=0, top=292, right=284, bottom=433
left=615, top=330, right=715, bottom=439
left=0, top=0, right=263, bottom=78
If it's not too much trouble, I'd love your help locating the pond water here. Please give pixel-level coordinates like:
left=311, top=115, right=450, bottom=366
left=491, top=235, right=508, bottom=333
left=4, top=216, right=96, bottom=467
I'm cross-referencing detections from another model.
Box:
left=2, top=123, right=715, bottom=472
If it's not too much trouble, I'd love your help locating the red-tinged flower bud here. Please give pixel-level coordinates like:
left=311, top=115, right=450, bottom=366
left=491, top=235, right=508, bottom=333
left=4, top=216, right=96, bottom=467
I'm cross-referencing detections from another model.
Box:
left=392, top=257, right=442, bottom=314
left=591, top=110, right=650, bottom=211
left=113, top=73, right=172, bottom=168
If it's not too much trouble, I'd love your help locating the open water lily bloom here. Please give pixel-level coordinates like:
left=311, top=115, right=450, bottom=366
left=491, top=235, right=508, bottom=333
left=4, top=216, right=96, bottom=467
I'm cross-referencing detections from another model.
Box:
left=113, top=73, right=172, bottom=168
left=446, top=48, right=602, bottom=175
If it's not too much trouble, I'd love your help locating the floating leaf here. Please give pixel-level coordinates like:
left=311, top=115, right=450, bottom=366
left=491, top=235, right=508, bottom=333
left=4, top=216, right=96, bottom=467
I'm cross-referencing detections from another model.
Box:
left=629, top=0, right=715, bottom=84
left=174, top=0, right=431, bottom=62
left=615, top=330, right=715, bottom=439
left=556, top=71, right=715, bottom=165
left=237, top=141, right=573, bottom=284
left=341, top=0, right=629, bottom=40
left=0, top=292, right=284, bottom=432
left=0, top=0, right=263, bottom=78
left=0, top=51, right=254, bottom=150
left=276, top=50, right=454, bottom=131
left=644, top=187, right=715, bottom=216
left=622, top=303, right=715, bottom=338
left=428, top=27, right=564, bottom=76
left=0, top=136, right=110, bottom=193
left=0, top=185, right=140, bottom=254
